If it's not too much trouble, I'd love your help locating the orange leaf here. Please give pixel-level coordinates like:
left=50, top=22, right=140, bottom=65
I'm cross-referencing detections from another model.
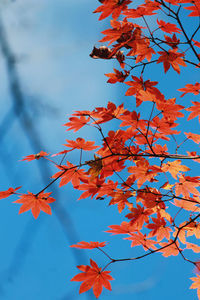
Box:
left=128, top=159, right=160, bottom=188
left=157, top=19, right=181, bottom=34
left=64, top=138, right=99, bottom=151
left=146, top=217, right=172, bottom=242
left=105, top=68, right=129, bottom=84
left=70, top=241, right=107, bottom=249
left=126, top=204, right=152, bottom=230
left=106, top=221, right=138, bottom=235
left=175, top=175, right=200, bottom=198
left=186, top=101, right=200, bottom=122
left=185, top=2, right=200, bottom=17
left=94, top=0, right=131, bottom=21
left=13, top=191, right=55, bottom=219
left=64, top=116, right=90, bottom=132
left=52, top=162, right=87, bottom=188
left=185, top=132, right=200, bottom=144
left=190, top=275, right=200, bottom=300
left=157, top=49, right=186, bottom=73
left=186, top=242, right=200, bottom=253
left=159, top=240, right=180, bottom=257
left=178, top=82, right=200, bottom=97
left=71, top=259, right=113, bottom=298
left=125, top=232, right=157, bottom=251
left=0, top=186, right=21, bottom=199
left=162, top=160, right=190, bottom=179
left=21, top=151, right=49, bottom=161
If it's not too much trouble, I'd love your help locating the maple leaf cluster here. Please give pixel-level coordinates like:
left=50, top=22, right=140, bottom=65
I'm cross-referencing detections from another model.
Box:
left=2, top=0, right=200, bottom=299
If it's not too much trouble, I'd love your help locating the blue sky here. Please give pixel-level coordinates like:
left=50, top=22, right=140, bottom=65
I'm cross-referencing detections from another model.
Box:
left=0, top=1, right=199, bottom=300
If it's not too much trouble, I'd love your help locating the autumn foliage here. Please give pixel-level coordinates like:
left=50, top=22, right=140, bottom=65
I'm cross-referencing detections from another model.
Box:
left=2, top=0, right=200, bottom=298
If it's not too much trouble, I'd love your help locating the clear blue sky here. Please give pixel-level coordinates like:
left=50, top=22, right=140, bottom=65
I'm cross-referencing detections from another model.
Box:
left=0, top=1, right=198, bottom=299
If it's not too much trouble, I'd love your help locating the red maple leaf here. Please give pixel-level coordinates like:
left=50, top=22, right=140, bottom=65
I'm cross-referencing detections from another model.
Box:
left=123, top=1, right=160, bottom=18
left=125, top=232, right=157, bottom=250
left=162, top=160, right=190, bottom=179
left=190, top=274, right=200, bottom=299
left=125, top=204, right=152, bottom=229
left=71, top=259, right=114, bottom=298
left=109, top=189, right=132, bottom=212
left=186, top=101, right=200, bottom=122
left=157, top=49, right=186, bottom=73
left=70, top=241, right=107, bottom=249
left=13, top=191, right=55, bottom=219
left=193, top=39, right=200, bottom=48
left=94, top=0, right=131, bottom=21
left=77, top=177, right=105, bottom=200
left=150, top=115, right=180, bottom=136
left=52, top=162, right=87, bottom=188
left=128, top=159, right=160, bottom=188
left=157, top=19, right=181, bottom=34
left=105, top=68, right=129, bottom=84
left=63, top=138, right=99, bottom=152
left=175, top=175, right=200, bottom=198
left=159, top=240, right=180, bottom=257
left=100, top=19, right=134, bottom=46
left=134, top=38, right=156, bottom=63
left=21, top=151, right=49, bottom=161
left=185, top=242, right=200, bottom=253
left=184, top=132, right=200, bottom=144
left=156, top=97, right=184, bottom=121
left=64, top=115, right=90, bottom=132
left=106, top=221, right=138, bottom=235
left=146, top=217, right=172, bottom=242
left=178, top=82, right=200, bottom=97
left=0, top=187, right=21, bottom=199
left=137, top=188, right=165, bottom=210
left=184, top=2, right=200, bottom=17
left=164, top=34, right=180, bottom=49
left=125, top=76, right=161, bottom=106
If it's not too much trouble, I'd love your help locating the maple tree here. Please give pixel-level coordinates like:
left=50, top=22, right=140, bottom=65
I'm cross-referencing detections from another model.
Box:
left=2, top=0, right=200, bottom=298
